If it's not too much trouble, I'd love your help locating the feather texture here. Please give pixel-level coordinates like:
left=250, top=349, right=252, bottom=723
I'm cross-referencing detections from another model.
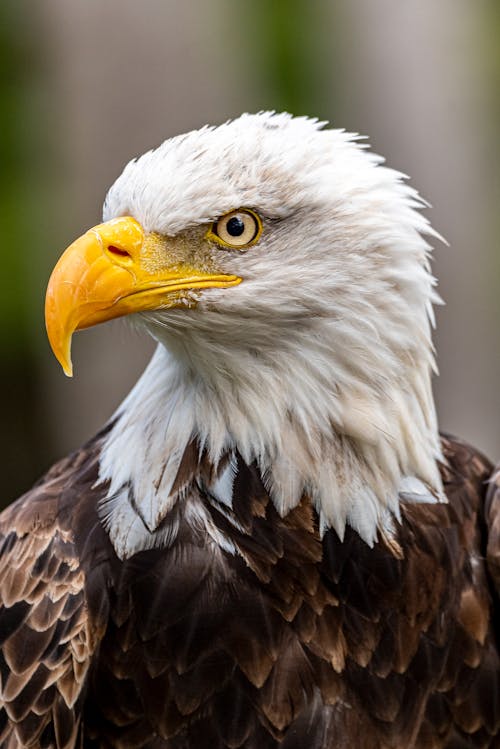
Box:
left=0, top=434, right=498, bottom=748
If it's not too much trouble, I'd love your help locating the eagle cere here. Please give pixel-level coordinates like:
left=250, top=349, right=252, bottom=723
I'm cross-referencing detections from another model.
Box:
left=1, top=112, right=499, bottom=748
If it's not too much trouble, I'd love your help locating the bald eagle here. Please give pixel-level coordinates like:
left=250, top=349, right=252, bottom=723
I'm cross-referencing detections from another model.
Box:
left=1, top=113, right=499, bottom=749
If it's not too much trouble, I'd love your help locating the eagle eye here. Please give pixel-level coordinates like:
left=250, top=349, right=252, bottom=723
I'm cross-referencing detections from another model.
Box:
left=207, top=209, right=262, bottom=249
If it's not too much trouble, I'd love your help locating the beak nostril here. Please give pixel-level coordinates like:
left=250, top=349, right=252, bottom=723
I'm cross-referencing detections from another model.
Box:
left=107, top=245, right=131, bottom=258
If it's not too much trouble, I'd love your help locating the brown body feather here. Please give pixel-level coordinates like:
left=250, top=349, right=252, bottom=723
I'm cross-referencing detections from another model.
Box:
left=0, top=435, right=498, bottom=748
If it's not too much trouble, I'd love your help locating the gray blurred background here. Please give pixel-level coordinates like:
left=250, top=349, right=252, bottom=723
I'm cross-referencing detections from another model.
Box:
left=1, top=0, right=499, bottom=506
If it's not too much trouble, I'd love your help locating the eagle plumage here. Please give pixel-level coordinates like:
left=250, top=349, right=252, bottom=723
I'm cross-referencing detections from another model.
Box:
left=0, top=113, right=499, bottom=748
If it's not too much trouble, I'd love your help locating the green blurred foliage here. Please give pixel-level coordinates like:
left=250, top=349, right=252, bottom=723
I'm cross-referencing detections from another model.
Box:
left=241, top=0, right=337, bottom=118
left=0, top=3, right=59, bottom=503
left=1, top=5, right=47, bottom=353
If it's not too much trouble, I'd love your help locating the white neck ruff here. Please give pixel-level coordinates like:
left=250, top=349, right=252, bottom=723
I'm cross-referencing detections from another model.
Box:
left=97, top=318, right=444, bottom=560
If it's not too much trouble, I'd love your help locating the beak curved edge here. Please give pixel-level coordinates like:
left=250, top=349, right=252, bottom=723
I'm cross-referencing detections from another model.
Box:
left=45, top=218, right=144, bottom=377
left=45, top=217, right=241, bottom=377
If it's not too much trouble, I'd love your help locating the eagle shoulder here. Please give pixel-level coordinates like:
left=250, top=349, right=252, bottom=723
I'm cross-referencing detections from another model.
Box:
left=441, top=434, right=499, bottom=600
left=485, top=462, right=500, bottom=597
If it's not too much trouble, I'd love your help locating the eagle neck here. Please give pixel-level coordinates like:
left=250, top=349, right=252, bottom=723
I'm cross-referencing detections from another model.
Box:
left=98, top=335, right=443, bottom=559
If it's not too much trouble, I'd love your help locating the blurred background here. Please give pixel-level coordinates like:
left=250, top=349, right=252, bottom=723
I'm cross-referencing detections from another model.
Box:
left=1, top=0, right=499, bottom=506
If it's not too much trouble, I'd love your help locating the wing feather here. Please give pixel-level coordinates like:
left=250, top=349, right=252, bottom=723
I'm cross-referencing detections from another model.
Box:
left=0, top=442, right=110, bottom=748
left=485, top=464, right=500, bottom=596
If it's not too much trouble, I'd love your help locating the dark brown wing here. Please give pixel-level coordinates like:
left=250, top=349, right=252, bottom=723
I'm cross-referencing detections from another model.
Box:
left=0, top=441, right=111, bottom=749
left=485, top=463, right=500, bottom=596
left=403, top=436, right=500, bottom=748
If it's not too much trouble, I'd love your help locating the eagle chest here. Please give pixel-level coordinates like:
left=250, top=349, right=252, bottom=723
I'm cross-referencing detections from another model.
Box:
left=79, top=455, right=498, bottom=749
left=85, top=490, right=338, bottom=745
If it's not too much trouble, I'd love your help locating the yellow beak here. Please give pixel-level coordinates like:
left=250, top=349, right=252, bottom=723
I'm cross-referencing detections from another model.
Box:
left=45, top=216, right=241, bottom=376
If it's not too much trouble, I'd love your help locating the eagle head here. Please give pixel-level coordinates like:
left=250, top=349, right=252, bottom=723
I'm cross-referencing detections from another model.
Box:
left=45, top=112, right=444, bottom=558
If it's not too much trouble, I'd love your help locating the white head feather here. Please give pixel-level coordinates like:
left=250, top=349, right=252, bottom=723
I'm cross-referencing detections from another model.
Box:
left=97, top=112, right=444, bottom=559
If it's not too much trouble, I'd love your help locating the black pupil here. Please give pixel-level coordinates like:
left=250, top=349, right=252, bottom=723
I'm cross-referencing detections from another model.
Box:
left=226, top=216, right=246, bottom=237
